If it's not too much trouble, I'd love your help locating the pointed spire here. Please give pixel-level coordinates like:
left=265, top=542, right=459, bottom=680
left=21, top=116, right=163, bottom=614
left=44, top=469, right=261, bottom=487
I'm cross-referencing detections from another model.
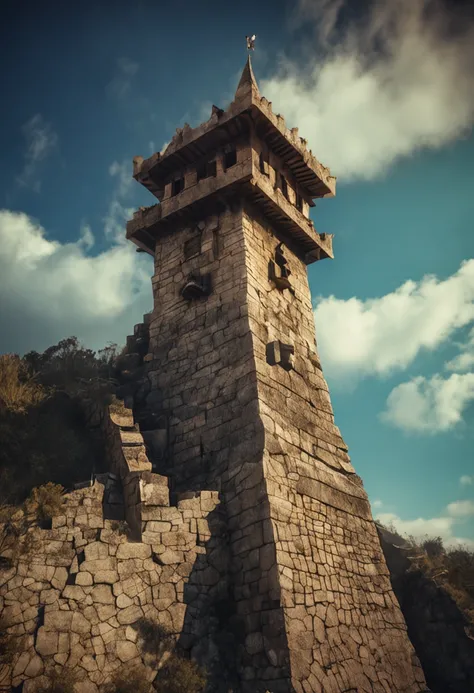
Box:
left=235, top=55, right=259, bottom=99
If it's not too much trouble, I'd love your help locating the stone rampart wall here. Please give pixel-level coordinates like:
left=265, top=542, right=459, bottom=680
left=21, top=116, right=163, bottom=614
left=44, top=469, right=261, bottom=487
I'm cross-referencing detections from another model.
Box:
left=0, top=476, right=227, bottom=692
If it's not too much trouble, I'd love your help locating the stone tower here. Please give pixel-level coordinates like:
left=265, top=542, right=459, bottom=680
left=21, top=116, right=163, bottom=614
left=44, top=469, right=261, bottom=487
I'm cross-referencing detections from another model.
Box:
left=126, top=59, right=428, bottom=693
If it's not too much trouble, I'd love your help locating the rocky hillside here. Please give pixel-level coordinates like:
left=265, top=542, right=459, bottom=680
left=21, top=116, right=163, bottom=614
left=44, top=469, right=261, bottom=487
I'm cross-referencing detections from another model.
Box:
left=376, top=524, right=474, bottom=693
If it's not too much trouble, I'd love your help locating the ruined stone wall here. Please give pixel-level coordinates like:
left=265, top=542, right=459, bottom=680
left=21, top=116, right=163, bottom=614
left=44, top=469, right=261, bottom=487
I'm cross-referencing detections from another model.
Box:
left=241, top=206, right=428, bottom=693
left=0, top=475, right=228, bottom=692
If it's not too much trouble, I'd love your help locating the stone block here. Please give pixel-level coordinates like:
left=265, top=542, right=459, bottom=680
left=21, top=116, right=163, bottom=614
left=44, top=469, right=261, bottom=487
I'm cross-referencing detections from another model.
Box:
left=91, top=584, right=115, bottom=604
left=80, top=558, right=116, bottom=575
left=71, top=612, right=92, bottom=634
left=76, top=571, right=93, bottom=586
left=62, top=585, right=86, bottom=601
left=116, top=604, right=144, bottom=625
left=117, top=639, right=140, bottom=662
left=35, top=627, right=59, bottom=655
left=94, top=570, right=119, bottom=584
left=84, top=542, right=110, bottom=562
left=116, top=543, right=151, bottom=559
left=44, top=610, right=73, bottom=632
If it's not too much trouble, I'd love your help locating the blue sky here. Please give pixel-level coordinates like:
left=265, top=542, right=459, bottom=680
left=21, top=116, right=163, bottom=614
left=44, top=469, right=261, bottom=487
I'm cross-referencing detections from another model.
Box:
left=1, top=0, right=473, bottom=546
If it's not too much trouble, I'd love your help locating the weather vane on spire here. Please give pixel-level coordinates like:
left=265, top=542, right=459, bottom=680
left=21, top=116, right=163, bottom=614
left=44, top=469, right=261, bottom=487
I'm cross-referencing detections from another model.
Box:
left=246, top=34, right=256, bottom=51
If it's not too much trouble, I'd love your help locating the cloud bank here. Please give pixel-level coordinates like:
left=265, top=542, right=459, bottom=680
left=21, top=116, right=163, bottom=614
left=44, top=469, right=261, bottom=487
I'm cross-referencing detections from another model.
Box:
left=376, top=497, right=474, bottom=549
left=0, top=161, right=152, bottom=356
left=314, top=259, right=474, bottom=382
left=380, top=372, right=474, bottom=433
left=262, top=0, right=474, bottom=180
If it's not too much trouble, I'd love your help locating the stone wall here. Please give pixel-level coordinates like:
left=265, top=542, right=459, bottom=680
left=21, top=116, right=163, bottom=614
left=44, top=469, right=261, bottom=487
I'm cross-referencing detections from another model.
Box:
left=240, top=204, right=428, bottom=693
left=0, top=379, right=235, bottom=692
left=139, top=200, right=294, bottom=690
left=0, top=475, right=230, bottom=692
left=132, top=194, right=430, bottom=692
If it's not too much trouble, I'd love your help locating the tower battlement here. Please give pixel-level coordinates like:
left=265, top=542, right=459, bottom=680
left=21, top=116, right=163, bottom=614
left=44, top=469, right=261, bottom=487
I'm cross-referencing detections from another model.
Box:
left=127, top=58, right=334, bottom=264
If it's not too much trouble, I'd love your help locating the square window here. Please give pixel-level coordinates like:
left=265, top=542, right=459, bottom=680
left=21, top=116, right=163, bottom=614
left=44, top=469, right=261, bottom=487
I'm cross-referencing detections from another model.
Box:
left=197, top=160, right=217, bottom=181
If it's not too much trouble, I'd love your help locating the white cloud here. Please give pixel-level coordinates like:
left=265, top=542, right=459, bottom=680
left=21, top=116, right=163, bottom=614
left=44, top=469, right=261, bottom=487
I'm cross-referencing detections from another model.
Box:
left=376, top=499, right=474, bottom=549
left=261, top=0, right=474, bottom=180
left=381, top=372, right=474, bottom=433
left=0, top=165, right=152, bottom=355
left=314, top=260, right=474, bottom=382
left=460, top=475, right=473, bottom=486
left=105, top=161, right=135, bottom=242
left=372, top=499, right=383, bottom=509
left=445, top=326, right=474, bottom=373
left=17, top=114, right=58, bottom=191
left=106, top=57, right=139, bottom=100
left=446, top=500, right=474, bottom=518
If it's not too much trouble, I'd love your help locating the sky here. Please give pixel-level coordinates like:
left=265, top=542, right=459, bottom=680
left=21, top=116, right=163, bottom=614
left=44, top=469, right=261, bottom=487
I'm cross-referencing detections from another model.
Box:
left=1, top=0, right=473, bottom=548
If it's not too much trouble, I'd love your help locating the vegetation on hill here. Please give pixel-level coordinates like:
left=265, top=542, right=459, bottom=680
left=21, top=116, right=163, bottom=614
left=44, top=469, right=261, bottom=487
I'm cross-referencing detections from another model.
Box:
left=377, top=522, right=474, bottom=625
left=0, top=337, right=119, bottom=504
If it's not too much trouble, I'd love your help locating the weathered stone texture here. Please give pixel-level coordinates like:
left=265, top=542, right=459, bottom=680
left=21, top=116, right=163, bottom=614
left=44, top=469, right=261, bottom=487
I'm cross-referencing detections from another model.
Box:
left=137, top=196, right=428, bottom=691
left=241, top=209, right=427, bottom=692
left=0, top=475, right=228, bottom=692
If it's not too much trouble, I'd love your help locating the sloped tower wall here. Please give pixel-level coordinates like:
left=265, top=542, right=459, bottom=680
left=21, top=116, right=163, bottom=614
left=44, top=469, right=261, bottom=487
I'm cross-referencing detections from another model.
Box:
left=126, top=58, right=430, bottom=693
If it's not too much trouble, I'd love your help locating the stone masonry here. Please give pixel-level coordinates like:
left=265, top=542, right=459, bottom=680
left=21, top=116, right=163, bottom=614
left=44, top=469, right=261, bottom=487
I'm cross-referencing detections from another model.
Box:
left=0, top=397, right=229, bottom=691
left=124, top=58, right=431, bottom=692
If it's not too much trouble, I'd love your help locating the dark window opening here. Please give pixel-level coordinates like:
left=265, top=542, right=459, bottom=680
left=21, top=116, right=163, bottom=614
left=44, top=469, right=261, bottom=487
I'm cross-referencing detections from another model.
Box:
left=280, top=174, right=288, bottom=199
left=184, top=234, right=201, bottom=260
left=207, top=160, right=217, bottom=177
left=259, top=151, right=269, bottom=176
left=296, top=192, right=303, bottom=212
left=197, top=160, right=217, bottom=182
left=171, top=177, right=184, bottom=196
left=224, top=149, right=237, bottom=170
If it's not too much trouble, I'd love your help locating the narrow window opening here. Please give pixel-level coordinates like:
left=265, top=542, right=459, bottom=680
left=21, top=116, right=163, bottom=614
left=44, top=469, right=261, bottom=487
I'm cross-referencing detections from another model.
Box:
left=280, top=174, right=288, bottom=199
left=259, top=151, right=269, bottom=176
left=197, top=160, right=217, bottom=181
left=196, top=163, right=207, bottom=181
left=224, top=149, right=237, bottom=170
left=171, top=177, right=184, bottom=196
left=296, top=192, right=303, bottom=212
left=207, top=160, right=217, bottom=177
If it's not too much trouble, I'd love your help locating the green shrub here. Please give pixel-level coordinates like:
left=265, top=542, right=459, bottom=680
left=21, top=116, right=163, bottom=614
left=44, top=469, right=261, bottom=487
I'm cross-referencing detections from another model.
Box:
left=154, top=654, right=207, bottom=693
left=446, top=546, right=474, bottom=598
left=0, top=337, right=120, bottom=503
left=422, top=536, right=445, bottom=559
left=102, top=665, right=152, bottom=693
left=34, top=667, right=77, bottom=693
left=0, top=354, right=47, bottom=413
left=25, top=483, right=65, bottom=522
left=0, top=504, right=40, bottom=567
left=23, top=336, right=121, bottom=407
left=110, top=519, right=129, bottom=537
